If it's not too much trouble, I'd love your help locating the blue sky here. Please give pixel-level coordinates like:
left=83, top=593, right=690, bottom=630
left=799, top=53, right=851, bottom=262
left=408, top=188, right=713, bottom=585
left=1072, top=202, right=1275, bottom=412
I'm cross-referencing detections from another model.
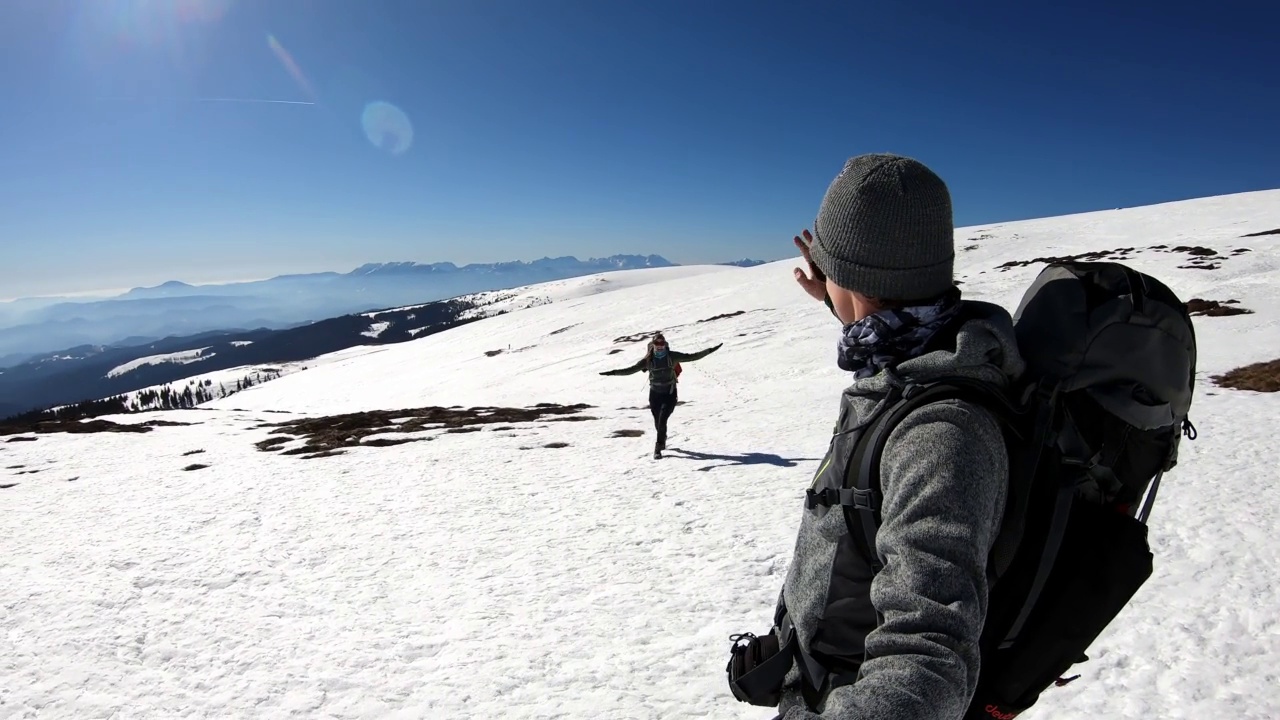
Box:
left=1, top=0, right=1277, bottom=298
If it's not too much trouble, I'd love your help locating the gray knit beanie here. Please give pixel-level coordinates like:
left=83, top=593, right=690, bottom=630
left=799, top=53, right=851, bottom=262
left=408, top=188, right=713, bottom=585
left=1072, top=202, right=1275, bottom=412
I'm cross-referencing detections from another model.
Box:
left=809, top=153, right=955, bottom=301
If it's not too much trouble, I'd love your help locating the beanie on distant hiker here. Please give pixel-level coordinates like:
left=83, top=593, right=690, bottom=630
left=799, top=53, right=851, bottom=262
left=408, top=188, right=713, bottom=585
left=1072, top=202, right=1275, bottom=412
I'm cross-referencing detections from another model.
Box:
left=810, top=153, right=955, bottom=301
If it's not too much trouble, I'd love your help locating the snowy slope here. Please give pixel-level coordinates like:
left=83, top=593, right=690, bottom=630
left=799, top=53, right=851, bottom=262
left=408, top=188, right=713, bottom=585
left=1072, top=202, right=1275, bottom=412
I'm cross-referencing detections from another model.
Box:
left=360, top=265, right=734, bottom=320
left=23, top=268, right=737, bottom=419
left=451, top=264, right=739, bottom=320
left=105, top=346, right=214, bottom=378
left=3, top=190, right=1279, bottom=719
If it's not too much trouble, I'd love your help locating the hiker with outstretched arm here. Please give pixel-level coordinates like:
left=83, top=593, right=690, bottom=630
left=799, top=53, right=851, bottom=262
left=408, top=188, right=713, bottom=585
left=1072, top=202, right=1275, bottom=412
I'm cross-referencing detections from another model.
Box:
left=728, top=154, right=1026, bottom=719
left=600, top=331, right=722, bottom=458
left=726, top=154, right=1198, bottom=720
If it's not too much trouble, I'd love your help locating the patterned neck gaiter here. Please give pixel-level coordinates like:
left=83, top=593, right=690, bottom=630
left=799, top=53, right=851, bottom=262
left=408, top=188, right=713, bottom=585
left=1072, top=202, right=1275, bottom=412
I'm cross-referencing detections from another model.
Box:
left=836, top=288, right=963, bottom=378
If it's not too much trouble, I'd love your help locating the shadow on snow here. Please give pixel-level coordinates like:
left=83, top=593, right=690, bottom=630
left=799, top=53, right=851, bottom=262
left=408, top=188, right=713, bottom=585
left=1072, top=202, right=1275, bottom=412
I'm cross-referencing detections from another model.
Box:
left=663, top=447, right=819, bottom=472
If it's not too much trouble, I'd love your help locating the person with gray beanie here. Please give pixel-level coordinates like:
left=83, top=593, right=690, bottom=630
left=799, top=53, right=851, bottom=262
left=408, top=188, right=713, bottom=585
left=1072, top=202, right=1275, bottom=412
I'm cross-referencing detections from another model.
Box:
left=734, top=154, right=1026, bottom=719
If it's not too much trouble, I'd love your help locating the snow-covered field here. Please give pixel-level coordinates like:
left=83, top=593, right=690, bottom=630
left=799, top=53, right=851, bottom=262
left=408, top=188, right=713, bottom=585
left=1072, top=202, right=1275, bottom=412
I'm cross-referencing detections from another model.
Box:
left=451, top=264, right=738, bottom=321
left=106, top=347, right=213, bottom=378
left=3, top=190, right=1279, bottom=719
left=66, top=346, right=394, bottom=415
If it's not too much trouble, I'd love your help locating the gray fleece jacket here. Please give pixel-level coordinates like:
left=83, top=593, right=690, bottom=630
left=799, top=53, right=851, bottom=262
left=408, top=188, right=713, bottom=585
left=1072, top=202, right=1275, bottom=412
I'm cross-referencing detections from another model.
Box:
left=777, top=301, right=1026, bottom=720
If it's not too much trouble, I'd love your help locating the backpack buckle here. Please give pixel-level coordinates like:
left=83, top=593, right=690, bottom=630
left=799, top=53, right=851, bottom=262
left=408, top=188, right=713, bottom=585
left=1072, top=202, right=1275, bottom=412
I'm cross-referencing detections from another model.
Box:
left=804, top=487, right=880, bottom=511
left=805, top=487, right=836, bottom=509
left=844, top=487, right=879, bottom=511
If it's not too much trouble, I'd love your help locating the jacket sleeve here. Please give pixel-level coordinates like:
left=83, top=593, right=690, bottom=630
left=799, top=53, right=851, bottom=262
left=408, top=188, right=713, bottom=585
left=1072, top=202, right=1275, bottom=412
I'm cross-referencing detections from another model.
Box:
left=600, top=357, right=647, bottom=376
left=668, top=343, right=723, bottom=363
left=784, top=399, right=1008, bottom=720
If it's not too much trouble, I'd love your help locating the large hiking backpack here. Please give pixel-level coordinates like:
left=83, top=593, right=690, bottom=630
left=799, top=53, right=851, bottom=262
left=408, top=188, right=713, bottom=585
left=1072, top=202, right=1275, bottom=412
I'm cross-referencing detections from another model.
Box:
left=727, top=261, right=1199, bottom=718
left=852, top=261, right=1198, bottom=718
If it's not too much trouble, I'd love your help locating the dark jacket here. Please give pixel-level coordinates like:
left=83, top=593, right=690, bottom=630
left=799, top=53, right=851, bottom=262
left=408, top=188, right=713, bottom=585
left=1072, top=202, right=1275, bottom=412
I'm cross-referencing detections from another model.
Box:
left=600, top=343, right=722, bottom=391
left=777, top=302, right=1025, bottom=719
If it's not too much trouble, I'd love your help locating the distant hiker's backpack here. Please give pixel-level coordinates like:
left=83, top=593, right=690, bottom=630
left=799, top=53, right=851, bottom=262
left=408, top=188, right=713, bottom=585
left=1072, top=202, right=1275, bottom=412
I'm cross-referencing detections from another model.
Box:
left=647, top=351, right=680, bottom=390
left=727, top=261, right=1199, bottom=718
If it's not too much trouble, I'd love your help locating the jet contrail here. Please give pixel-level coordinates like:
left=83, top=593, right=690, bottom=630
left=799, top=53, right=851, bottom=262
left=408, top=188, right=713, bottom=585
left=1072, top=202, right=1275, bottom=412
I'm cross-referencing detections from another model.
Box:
left=195, top=97, right=316, bottom=105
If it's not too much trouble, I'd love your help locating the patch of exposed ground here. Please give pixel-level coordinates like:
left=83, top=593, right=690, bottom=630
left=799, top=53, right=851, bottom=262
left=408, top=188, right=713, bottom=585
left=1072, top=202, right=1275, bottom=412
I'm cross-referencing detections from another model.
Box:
left=962, top=234, right=995, bottom=252
left=362, top=437, right=426, bottom=447
left=614, top=331, right=662, bottom=343
left=182, top=464, right=209, bottom=472
left=1160, top=245, right=1225, bottom=270
left=6, top=437, right=37, bottom=442
left=698, top=310, right=747, bottom=323
left=612, top=429, right=645, bottom=438
left=1241, top=228, right=1280, bottom=237
left=256, top=403, right=596, bottom=458
left=182, top=449, right=206, bottom=456
left=548, top=324, right=579, bottom=335
left=1157, top=245, right=1219, bottom=257
left=255, top=436, right=290, bottom=451
left=998, top=244, right=1234, bottom=272
left=1, top=483, right=18, bottom=489
left=1186, top=299, right=1254, bottom=317
left=614, top=309, right=764, bottom=344
left=998, top=248, right=1139, bottom=270
left=0, top=417, right=192, bottom=437
left=1213, top=359, right=1280, bottom=392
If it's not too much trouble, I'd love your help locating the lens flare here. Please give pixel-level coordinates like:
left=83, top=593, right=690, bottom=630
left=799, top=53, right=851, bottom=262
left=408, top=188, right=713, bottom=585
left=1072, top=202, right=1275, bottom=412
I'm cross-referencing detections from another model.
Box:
left=361, top=101, right=414, bottom=155
left=267, top=34, right=316, bottom=102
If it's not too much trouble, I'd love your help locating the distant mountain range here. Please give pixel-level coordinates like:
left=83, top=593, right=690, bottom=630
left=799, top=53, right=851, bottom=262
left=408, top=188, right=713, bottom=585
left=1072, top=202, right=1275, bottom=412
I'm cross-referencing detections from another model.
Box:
left=0, top=255, right=770, bottom=365
left=0, top=258, right=771, bottom=419
left=0, top=295, right=484, bottom=421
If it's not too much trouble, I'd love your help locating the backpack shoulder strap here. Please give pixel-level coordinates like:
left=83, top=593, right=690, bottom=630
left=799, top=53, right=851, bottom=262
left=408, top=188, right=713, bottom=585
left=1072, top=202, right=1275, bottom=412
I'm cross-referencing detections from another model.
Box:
left=845, top=377, right=1084, bottom=654
left=842, top=377, right=1022, bottom=573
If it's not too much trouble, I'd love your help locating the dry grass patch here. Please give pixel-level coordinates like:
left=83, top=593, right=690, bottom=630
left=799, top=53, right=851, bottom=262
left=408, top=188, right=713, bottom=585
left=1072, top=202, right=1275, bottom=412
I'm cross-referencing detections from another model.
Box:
left=256, top=403, right=594, bottom=458
left=1186, top=299, right=1253, bottom=317
left=1213, top=359, right=1280, bottom=393
left=698, top=310, right=747, bottom=323
left=0, top=417, right=191, bottom=437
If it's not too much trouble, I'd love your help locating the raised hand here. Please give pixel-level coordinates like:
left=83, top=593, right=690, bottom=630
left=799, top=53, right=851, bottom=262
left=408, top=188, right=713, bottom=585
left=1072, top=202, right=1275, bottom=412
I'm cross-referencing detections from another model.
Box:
left=793, top=229, right=827, bottom=302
